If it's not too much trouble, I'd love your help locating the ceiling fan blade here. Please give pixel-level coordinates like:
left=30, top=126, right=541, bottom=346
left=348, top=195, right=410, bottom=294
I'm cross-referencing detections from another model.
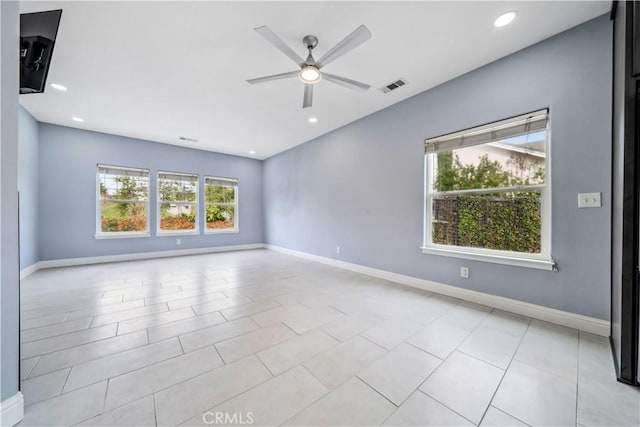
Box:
left=316, top=25, right=371, bottom=69
left=246, top=71, right=299, bottom=85
left=255, top=26, right=305, bottom=67
left=322, top=73, right=370, bottom=92
left=303, top=84, right=313, bottom=108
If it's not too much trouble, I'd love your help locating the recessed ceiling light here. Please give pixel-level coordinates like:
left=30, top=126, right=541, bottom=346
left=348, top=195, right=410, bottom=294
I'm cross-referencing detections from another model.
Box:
left=50, top=83, right=67, bottom=91
left=308, top=117, right=318, bottom=123
left=249, top=150, right=256, bottom=155
left=72, top=117, right=84, bottom=123
left=494, top=11, right=517, bottom=27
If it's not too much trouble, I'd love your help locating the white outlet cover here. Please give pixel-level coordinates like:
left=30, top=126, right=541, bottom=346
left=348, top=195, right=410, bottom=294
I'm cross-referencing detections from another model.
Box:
left=460, top=267, right=469, bottom=279
left=578, top=192, right=601, bottom=208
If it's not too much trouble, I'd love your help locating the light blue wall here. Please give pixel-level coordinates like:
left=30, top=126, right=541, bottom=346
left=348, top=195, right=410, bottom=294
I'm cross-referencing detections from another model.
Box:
left=1, top=0, right=20, bottom=403
left=264, top=15, right=612, bottom=320
left=18, top=107, right=39, bottom=269
left=38, top=124, right=264, bottom=260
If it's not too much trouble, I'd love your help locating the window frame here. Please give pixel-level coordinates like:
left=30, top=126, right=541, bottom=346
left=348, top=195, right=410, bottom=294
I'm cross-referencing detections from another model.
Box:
left=95, top=164, right=151, bottom=239
left=422, top=110, right=555, bottom=271
left=156, top=170, right=200, bottom=236
left=203, top=176, right=239, bottom=234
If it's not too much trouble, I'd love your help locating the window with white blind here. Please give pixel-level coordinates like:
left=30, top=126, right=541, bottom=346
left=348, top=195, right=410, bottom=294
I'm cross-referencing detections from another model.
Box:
left=157, top=171, right=199, bottom=234
left=204, top=177, right=238, bottom=233
left=423, top=109, right=555, bottom=270
left=96, top=165, right=150, bottom=238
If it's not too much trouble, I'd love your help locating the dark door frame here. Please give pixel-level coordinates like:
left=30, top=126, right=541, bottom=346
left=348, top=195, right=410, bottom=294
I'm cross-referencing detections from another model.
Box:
left=611, top=0, right=639, bottom=386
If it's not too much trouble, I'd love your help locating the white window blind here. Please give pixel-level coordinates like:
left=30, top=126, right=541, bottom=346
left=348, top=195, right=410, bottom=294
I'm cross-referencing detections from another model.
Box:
left=425, top=109, right=548, bottom=154
left=205, top=177, right=238, bottom=187
left=97, top=164, right=149, bottom=178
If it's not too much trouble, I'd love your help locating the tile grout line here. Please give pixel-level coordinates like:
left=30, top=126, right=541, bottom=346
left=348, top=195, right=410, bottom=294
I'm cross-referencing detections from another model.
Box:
left=23, top=330, right=152, bottom=380
left=21, top=324, right=135, bottom=362
left=405, top=307, right=515, bottom=426
left=478, top=317, right=533, bottom=426
left=59, top=366, right=73, bottom=395
left=276, top=365, right=333, bottom=427
left=211, top=342, right=224, bottom=363
left=152, top=393, right=159, bottom=427
left=169, top=356, right=280, bottom=427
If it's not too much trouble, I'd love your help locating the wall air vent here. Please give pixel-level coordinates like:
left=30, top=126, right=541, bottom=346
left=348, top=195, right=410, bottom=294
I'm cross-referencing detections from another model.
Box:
left=178, top=136, right=198, bottom=143
left=381, top=78, right=407, bottom=93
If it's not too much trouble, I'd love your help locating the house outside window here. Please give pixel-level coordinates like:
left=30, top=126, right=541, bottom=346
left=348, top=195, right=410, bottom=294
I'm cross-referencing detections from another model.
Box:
left=423, top=109, right=554, bottom=270
left=96, top=165, right=150, bottom=238
left=204, top=177, right=238, bottom=233
left=158, top=171, right=199, bottom=234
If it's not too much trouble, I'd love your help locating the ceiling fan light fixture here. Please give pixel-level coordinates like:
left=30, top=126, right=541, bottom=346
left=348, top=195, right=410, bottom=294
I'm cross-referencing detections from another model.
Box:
left=299, top=66, right=322, bottom=84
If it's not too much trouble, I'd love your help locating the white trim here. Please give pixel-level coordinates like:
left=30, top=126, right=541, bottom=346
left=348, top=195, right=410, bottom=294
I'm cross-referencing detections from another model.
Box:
left=25, top=244, right=264, bottom=271
left=156, top=230, right=199, bottom=237
left=205, top=229, right=240, bottom=235
left=95, top=232, right=151, bottom=240
left=265, top=244, right=609, bottom=336
left=420, top=246, right=556, bottom=271
left=0, top=392, right=23, bottom=427
left=20, top=262, right=41, bottom=279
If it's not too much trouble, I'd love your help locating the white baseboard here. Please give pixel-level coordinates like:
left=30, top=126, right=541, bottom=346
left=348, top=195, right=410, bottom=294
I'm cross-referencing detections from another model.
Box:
left=20, top=243, right=265, bottom=276
left=266, top=244, right=610, bottom=336
left=0, top=392, right=23, bottom=427
left=19, top=262, right=40, bottom=280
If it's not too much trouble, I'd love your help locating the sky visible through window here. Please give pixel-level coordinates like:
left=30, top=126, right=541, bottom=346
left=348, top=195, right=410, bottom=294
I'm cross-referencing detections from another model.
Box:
left=501, top=130, right=546, bottom=146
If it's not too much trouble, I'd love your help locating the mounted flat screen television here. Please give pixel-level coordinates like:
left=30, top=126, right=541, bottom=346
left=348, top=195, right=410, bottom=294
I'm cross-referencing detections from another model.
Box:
left=20, top=9, right=62, bottom=94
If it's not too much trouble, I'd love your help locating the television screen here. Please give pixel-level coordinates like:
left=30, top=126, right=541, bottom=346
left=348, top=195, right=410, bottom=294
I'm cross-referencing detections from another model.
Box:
left=20, top=9, right=62, bottom=94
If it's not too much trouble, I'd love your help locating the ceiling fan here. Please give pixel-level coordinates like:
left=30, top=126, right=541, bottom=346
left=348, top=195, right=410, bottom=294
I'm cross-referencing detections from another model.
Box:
left=247, top=25, right=372, bottom=108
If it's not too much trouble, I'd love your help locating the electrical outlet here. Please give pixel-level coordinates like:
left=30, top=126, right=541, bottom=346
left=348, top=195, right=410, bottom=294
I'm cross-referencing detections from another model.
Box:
left=336, top=246, right=341, bottom=254
left=176, top=239, right=181, bottom=245
left=460, top=266, right=469, bottom=279
left=578, top=192, right=601, bottom=208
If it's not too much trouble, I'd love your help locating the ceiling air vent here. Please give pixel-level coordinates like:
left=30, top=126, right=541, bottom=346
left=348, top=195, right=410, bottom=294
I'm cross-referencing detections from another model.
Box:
left=381, top=78, right=407, bottom=93
left=178, top=136, right=198, bottom=143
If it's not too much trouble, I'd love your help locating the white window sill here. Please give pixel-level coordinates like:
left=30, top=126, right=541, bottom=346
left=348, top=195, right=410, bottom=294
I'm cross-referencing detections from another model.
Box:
left=157, top=230, right=199, bottom=237
left=95, top=232, right=151, bottom=240
left=420, top=246, right=557, bottom=271
left=205, top=229, right=239, bottom=234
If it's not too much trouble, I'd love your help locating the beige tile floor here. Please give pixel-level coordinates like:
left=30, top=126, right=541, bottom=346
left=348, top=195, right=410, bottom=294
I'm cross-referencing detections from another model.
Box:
left=17, top=249, right=639, bottom=426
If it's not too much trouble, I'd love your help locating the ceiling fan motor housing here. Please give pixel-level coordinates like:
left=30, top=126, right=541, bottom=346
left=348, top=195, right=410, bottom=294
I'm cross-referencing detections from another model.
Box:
left=303, top=35, right=318, bottom=50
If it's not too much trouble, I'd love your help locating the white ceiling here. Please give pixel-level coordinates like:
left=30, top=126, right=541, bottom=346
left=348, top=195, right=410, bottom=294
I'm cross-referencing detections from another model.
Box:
left=19, top=1, right=609, bottom=159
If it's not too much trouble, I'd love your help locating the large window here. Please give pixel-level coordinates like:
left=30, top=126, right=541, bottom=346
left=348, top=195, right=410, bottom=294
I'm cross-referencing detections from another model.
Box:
left=424, top=110, right=553, bottom=269
left=97, top=165, right=150, bottom=237
left=204, top=177, right=238, bottom=233
left=158, top=171, right=198, bottom=234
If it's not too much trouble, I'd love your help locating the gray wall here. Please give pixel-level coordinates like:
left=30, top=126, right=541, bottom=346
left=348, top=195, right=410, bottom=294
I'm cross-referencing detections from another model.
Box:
left=18, top=107, right=39, bottom=269
left=264, top=15, right=612, bottom=320
left=1, top=0, right=20, bottom=403
left=38, top=124, right=264, bottom=261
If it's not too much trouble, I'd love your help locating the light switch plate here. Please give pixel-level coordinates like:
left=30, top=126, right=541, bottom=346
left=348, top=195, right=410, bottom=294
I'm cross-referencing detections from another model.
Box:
left=578, top=192, right=601, bottom=208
